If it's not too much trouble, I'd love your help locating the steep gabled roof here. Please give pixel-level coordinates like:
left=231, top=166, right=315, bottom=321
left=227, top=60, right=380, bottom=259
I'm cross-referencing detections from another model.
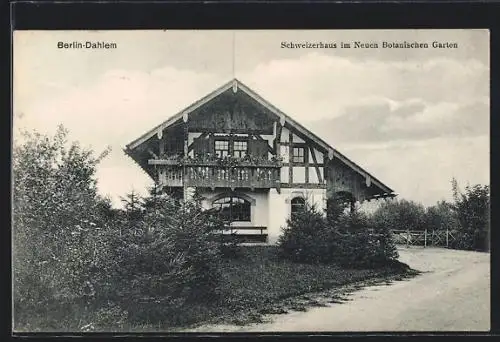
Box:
left=125, top=78, right=395, bottom=195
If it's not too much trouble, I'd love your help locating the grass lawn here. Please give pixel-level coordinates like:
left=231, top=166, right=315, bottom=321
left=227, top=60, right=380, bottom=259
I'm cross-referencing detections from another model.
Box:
left=129, top=245, right=416, bottom=331
left=15, top=245, right=417, bottom=332
left=209, top=246, right=413, bottom=324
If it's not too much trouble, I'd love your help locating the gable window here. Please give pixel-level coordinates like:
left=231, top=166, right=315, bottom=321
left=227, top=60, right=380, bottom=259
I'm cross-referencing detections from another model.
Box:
left=213, top=196, right=251, bottom=222
left=290, top=197, right=306, bottom=218
left=215, top=140, right=229, bottom=158
left=233, top=141, right=248, bottom=159
left=292, top=147, right=305, bottom=163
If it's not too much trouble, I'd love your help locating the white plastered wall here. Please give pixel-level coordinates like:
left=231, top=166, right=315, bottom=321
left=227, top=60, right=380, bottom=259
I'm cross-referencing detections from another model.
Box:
left=268, top=187, right=327, bottom=244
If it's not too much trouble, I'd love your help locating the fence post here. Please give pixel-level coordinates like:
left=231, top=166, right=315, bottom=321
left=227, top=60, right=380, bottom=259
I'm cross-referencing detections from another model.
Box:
left=406, top=229, right=409, bottom=248
left=424, top=229, right=427, bottom=248
left=446, top=228, right=449, bottom=248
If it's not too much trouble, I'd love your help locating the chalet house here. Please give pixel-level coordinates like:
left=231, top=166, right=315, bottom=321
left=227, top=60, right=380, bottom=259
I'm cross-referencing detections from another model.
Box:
left=125, top=79, right=395, bottom=244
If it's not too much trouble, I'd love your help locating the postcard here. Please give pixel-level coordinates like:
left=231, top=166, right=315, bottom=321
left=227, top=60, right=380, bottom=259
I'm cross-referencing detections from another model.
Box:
left=12, top=29, right=490, bottom=333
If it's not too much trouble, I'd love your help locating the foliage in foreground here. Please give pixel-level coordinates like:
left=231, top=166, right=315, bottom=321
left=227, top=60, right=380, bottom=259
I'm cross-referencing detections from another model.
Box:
left=12, top=127, right=227, bottom=330
left=13, top=126, right=113, bottom=327
left=450, top=178, right=490, bottom=251
left=277, top=200, right=398, bottom=268
left=106, top=195, right=226, bottom=325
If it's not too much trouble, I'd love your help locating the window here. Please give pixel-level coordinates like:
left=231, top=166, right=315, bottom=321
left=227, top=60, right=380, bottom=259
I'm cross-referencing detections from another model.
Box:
left=292, top=147, right=305, bottom=163
left=215, top=140, right=229, bottom=158
left=213, top=196, right=251, bottom=222
left=233, top=141, right=248, bottom=159
left=291, top=197, right=306, bottom=217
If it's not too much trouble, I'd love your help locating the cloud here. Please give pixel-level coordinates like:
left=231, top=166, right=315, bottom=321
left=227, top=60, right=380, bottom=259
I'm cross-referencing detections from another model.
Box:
left=15, top=67, right=226, bottom=147
left=239, top=52, right=488, bottom=123
left=305, top=99, right=488, bottom=144
left=14, top=66, right=228, bottom=206
left=336, top=135, right=489, bottom=206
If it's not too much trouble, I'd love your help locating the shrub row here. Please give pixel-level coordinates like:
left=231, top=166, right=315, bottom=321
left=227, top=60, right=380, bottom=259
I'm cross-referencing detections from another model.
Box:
left=361, top=179, right=489, bottom=252
left=277, top=201, right=398, bottom=268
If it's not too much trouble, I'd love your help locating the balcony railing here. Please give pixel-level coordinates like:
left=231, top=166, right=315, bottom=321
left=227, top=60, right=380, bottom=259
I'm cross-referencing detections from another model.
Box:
left=151, top=158, right=282, bottom=189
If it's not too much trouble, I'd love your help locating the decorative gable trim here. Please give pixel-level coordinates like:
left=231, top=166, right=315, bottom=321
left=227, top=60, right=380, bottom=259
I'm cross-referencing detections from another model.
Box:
left=126, top=80, right=235, bottom=150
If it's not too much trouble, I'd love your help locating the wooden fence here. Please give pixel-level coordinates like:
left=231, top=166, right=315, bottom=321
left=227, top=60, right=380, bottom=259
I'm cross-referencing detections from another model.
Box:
left=391, top=229, right=458, bottom=248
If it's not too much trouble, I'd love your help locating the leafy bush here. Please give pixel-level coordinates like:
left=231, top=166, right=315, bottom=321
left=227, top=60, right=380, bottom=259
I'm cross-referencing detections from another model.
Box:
left=13, top=126, right=230, bottom=329
left=425, top=200, right=459, bottom=232
left=12, top=126, right=113, bottom=327
left=371, top=199, right=426, bottom=231
left=371, top=222, right=399, bottom=262
left=331, top=211, right=398, bottom=268
left=277, top=203, right=398, bottom=268
left=450, top=179, right=490, bottom=251
left=219, top=233, right=244, bottom=259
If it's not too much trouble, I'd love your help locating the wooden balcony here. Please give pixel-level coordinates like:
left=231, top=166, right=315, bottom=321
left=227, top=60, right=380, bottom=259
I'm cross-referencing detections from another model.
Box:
left=150, top=158, right=282, bottom=189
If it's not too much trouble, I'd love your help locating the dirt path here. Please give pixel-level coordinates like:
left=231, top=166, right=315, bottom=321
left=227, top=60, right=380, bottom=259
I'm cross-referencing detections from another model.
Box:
left=184, top=247, right=490, bottom=332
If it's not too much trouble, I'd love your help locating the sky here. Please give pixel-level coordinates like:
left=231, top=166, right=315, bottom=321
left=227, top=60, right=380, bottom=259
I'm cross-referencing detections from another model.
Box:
left=13, top=30, right=490, bottom=208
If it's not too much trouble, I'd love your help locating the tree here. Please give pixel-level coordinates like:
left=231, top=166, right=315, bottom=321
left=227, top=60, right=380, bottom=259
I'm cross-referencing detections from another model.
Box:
left=371, top=199, right=426, bottom=231
left=450, top=178, right=490, bottom=251
left=278, top=202, right=398, bottom=267
left=112, top=193, right=226, bottom=325
left=425, top=200, right=459, bottom=232
left=278, top=203, right=330, bottom=264
left=325, top=197, right=349, bottom=227
left=12, top=125, right=112, bottom=326
left=120, top=190, right=144, bottom=220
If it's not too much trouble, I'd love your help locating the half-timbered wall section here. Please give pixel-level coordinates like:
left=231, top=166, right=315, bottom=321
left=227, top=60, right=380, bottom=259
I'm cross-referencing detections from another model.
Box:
left=278, top=126, right=325, bottom=189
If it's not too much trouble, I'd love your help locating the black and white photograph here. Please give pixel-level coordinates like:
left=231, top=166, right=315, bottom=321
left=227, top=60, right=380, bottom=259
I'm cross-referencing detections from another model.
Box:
left=12, top=29, right=490, bottom=333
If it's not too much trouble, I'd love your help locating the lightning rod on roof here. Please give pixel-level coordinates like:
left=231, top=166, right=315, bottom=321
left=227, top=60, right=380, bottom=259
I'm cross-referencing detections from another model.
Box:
left=232, top=30, right=236, bottom=80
